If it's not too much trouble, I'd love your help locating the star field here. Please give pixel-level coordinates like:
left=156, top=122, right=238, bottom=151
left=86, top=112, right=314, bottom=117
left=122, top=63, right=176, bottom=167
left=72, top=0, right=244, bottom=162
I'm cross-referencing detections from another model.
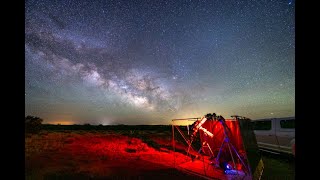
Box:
left=25, top=0, right=295, bottom=125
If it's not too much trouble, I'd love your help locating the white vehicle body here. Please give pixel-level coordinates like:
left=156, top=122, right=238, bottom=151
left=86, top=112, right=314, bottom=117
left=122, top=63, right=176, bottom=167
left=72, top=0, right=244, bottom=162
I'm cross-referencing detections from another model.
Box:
left=252, top=117, right=295, bottom=156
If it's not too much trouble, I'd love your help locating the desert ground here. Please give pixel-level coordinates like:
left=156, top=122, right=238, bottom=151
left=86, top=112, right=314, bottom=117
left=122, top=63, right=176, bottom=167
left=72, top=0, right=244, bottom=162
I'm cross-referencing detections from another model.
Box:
left=25, top=126, right=294, bottom=180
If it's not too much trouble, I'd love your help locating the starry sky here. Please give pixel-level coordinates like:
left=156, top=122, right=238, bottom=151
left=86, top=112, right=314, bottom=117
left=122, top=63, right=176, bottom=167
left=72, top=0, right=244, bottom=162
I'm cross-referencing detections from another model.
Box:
left=25, top=0, right=295, bottom=125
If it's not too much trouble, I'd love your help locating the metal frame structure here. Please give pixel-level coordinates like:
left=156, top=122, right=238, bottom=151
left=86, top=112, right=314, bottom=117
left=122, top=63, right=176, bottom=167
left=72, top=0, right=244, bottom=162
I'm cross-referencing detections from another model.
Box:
left=171, top=115, right=252, bottom=179
left=171, top=118, right=200, bottom=167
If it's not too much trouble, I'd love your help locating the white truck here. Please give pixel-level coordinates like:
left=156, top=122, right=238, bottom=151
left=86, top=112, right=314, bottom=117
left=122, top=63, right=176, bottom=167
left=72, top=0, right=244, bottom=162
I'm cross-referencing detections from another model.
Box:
left=252, top=117, right=295, bottom=156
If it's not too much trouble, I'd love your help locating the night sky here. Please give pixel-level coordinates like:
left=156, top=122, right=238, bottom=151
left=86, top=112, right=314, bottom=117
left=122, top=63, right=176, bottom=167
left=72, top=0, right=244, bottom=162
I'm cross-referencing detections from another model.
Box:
left=25, top=0, right=295, bottom=125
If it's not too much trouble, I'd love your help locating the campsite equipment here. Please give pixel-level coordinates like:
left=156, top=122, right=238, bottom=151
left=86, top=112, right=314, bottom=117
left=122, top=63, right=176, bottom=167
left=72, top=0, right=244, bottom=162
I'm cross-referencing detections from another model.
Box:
left=171, top=113, right=264, bottom=180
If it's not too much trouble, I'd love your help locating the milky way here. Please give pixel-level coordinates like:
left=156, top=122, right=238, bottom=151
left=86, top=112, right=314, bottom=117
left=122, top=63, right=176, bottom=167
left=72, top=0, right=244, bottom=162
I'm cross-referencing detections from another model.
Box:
left=25, top=0, right=295, bottom=125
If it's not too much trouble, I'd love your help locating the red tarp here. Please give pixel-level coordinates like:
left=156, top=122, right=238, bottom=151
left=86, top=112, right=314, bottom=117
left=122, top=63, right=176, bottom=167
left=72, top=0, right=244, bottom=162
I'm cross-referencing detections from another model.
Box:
left=199, top=119, right=247, bottom=163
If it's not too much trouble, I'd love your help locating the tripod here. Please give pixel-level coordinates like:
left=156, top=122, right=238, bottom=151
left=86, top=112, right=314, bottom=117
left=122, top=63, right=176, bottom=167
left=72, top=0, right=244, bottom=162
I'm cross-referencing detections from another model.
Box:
left=193, top=138, right=215, bottom=160
left=213, top=117, right=250, bottom=174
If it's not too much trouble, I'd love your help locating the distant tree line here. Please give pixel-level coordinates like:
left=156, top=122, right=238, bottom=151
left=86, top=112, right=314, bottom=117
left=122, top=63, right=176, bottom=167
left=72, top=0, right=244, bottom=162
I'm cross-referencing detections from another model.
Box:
left=25, top=115, right=190, bottom=132
left=41, top=124, right=175, bottom=131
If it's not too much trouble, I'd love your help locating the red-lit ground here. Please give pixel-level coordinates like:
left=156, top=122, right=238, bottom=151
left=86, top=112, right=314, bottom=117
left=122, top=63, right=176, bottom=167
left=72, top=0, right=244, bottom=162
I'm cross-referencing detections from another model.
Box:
left=26, top=130, right=201, bottom=179
left=25, top=130, right=249, bottom=179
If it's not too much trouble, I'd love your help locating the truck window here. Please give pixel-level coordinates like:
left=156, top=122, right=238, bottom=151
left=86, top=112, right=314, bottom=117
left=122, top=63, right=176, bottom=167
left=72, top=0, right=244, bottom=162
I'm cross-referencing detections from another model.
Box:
left=253, top=120, right=271, bottom=130
left=280, top=119, right=295, bottom=129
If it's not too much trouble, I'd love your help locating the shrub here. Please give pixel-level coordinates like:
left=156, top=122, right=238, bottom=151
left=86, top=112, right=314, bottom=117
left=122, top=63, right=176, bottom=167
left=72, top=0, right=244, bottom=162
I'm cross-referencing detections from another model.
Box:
left=25, top=115, right=43, bottom=134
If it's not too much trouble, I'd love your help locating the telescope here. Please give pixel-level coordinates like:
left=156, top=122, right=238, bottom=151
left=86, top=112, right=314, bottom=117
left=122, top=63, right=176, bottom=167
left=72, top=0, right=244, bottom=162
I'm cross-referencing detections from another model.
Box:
left=190, top=113, right=220, bottom=140
left=171, top=113, right=263, bottom=180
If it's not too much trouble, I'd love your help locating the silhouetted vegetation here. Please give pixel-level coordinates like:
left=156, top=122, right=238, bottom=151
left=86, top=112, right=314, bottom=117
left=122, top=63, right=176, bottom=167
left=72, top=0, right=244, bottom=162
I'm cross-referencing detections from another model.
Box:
left=25, top=115, right=43, bottom=134
left=41, top=124, right=175, bottom=131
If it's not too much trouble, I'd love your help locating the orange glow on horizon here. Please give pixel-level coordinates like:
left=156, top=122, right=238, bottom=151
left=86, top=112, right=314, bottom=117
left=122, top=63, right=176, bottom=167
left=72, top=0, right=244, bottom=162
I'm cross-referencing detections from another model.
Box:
left=49, top=120, right=75, bottom=125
